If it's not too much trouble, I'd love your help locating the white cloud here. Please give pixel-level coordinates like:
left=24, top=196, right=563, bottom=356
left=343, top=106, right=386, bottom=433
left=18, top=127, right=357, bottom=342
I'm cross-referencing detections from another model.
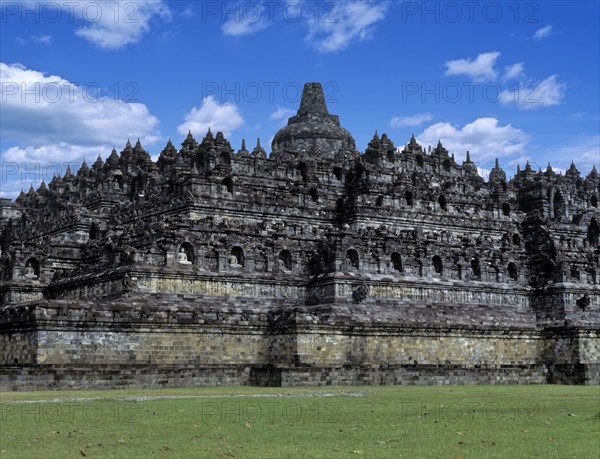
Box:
left=0, top=62, right=161, bottom=198
left=500, top=75, right=566, bottom=110
left=181, top=5, right=194, bottom=18
left=417, top=117, right=528, bottom=164
left=31, top=34, right=52, bottom=45
left=546, top=135, right=600, bottom=173
left=533, top=25, right=552, bottom=40
left=270, top=107, right=294, bottom=120
left=1, top=1, right=170, bottom=49
left=445, top=52, right=500, bottom=82
left=0, top=62, right=161, bottom=146
left=0, top=144, right=112, bottom=198
left=177, top=96, right=244, bottom=137
left=503, top=63, right=524, bottom=80
left=75, top=0, right=171, bottom=49
left=15, top=34, right=52, bottom=46
left=306, top=0, right=388, bottom=53
left=221, top=1, right=271, bottom=36
left=390, top=113, right=432, bottom=128
left=1, top=143, right=108, bottom=166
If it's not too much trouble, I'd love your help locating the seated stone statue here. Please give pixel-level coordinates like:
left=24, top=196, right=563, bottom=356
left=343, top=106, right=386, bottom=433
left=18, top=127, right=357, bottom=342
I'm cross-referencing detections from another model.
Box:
left=178, top=248, right=191, bottom=265
left=229, top=255, right=241, bottom=268
left=24, top=264, right=37, bottom=278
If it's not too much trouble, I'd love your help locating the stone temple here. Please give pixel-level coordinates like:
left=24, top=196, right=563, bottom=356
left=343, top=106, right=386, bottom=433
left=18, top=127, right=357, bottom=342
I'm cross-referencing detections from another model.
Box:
left=1, top=82, right=598, bottom=390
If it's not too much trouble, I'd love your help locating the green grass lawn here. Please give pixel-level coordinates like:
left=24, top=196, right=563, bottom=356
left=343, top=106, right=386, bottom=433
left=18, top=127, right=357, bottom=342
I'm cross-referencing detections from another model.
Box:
left=1, top=385, right=599, bottom=458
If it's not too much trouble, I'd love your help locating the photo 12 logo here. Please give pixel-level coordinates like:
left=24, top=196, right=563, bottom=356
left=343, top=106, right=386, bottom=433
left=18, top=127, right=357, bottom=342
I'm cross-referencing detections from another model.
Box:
left=1, top=161, right=82, bottom=185
left=1, top=1, right=144, bottom=24
left=200, top=1, right=341, bottom=25
left=201, top=81, right=339, bottom=104
left=400, top=81, right=544, bottom=105
left=1, top=81, right=139, bottom=104
left=400, top=402, right=540, bottom=424
left=399, top=1, right=540, bottom=24
left=0, top=401, right=139, bottom=423
left=199, top=400, right=338, bottom=424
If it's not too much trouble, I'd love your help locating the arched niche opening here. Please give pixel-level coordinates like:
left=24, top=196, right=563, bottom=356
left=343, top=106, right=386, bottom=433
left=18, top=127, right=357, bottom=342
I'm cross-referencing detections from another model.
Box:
left=470, top=257, right=481, bottom=280
left=508, top=262, right=518, bottom=281
left=502, top=202, right=511, bottom=217
left=415, top=154, right=424, bottom=167
left=432, top=255, right=443, bottom=275
left=221, top=177, right=233, bottom=193
left=438, top=195, right=447, bottom=211
left=443, top=159, right=451, bottom=172
left=553, top=190, right=564, bottom=219
left=230, top=246, right=245, bottom=268
left=391, top=252, right=402, bottom=272
left=405, top=191, right=414, bottom=207
left=297, top=162, right=308, bottom=182
left=591, top=195, right=598, bottom=208
left=178, top=242, right=194, bottom=265
left=131, top=174, right=145, bottom=198
left=24, top=258, right=40, bottom=279
left=570, top=266, right=580, bottom=281
left=588, top=218, right=600, bottom=246
left=512, top=233, right=521, bottom=246
left=332, top=167, right=342, bottom=181
left=102, top=245, right=113, bottom=267
left=309, top=188, right=319, bottom=203
left=376, top=195, right=384, bottom=207
left=218, top=151, right=231, bottom=165
left=544, top=260, right=556, bottom=281
left=346, top=249, right=359, bottom=269
left=278, top=250, right=293, bottom=272
left=112, top=174, right=124, bottom=190
left=89, top=223, right=99, bottom=240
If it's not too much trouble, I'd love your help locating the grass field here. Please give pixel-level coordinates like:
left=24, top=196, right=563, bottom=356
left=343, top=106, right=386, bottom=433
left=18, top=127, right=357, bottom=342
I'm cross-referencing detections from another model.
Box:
left=1, top=385, right=598, bottom=458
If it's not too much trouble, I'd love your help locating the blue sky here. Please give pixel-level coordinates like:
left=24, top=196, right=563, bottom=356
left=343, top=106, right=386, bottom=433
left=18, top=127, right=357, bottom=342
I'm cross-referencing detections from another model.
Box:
left=1, top=0, right=599, bottom=197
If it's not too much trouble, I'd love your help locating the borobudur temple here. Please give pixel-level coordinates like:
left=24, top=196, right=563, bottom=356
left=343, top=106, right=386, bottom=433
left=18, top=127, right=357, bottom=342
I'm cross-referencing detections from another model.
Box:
left=1, top=82, right=598, bottom=390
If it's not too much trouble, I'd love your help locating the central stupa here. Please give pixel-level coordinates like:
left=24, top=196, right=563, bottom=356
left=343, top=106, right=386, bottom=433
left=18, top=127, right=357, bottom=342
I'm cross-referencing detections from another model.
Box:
left=271, top=82, right=357, bottom=156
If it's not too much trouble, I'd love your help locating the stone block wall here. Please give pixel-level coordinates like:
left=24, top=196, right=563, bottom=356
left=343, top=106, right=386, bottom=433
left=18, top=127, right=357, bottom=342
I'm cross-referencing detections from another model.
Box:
left=1, top=294, right=597, bottom=390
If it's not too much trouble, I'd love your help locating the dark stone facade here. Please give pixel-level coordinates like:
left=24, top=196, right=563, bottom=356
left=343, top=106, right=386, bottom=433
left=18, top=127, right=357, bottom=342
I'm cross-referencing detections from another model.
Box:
left=1, top=82, right=599, bottom=390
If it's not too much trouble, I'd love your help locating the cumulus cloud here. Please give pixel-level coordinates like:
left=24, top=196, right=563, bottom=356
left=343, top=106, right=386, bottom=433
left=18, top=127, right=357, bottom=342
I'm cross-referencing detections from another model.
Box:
left=0, top=62, right=162, bottom=197
left=74, top=0, right=171, bottom=49
left=445, top=52, right=500, bottom=82
left=216, top=1, right=388, bottom=52
left=306, top=0, right=389, bottom=53
left=177, top=96, right=244, bottom=137
left=534, top=25, right=552, bottom=40
left=221, top=1, right=272, bottom=36
left=270, top=107, right=294, bottom=120
left=0, top=143, right=114, bottom=198
left=0, top=62, right=161, bottom=146
left=417, top=117, right=528, bottom=164
left=547, top=135, right=600, bottom=173
left=15, top=34, right=52, bottom=46
left=181, top=5, right=194, bottom=18
left=500, top=75, right=566, bottom=110
left=1, top=1, right=170, bottom=49
left=1, top=143, right=108, bottom=164
left=390, top=113, right=432, bottom=128
left=503, top=63, right=524, bottom=80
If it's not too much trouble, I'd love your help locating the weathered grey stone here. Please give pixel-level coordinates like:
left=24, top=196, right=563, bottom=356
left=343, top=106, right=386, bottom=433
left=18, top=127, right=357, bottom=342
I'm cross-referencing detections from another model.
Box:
left=0, top=82, right=599, bottom=390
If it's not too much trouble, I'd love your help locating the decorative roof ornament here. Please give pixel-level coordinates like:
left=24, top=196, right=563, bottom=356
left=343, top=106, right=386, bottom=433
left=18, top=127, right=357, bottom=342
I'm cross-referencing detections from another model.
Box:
left=489, top=157, right=506, bottom=183
left=252, top=138, right=267, bottom=158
